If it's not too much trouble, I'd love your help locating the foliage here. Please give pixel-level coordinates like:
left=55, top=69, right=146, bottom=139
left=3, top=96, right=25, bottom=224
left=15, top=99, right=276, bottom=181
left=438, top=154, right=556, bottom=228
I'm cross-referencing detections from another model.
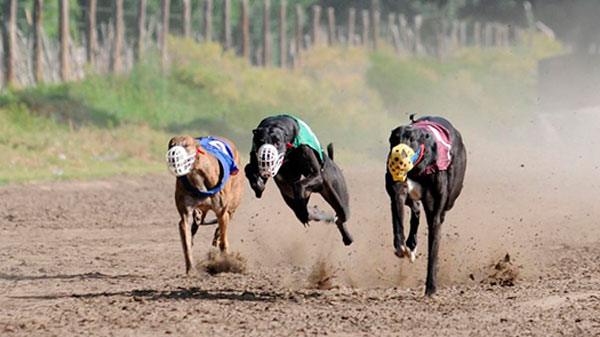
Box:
left=0, top=35, right=562, bottom=183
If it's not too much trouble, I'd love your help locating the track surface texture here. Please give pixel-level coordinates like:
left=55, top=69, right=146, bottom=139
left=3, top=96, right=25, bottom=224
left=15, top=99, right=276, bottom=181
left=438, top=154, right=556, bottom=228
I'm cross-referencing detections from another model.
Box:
left=1, top=109, right=600, bottom=336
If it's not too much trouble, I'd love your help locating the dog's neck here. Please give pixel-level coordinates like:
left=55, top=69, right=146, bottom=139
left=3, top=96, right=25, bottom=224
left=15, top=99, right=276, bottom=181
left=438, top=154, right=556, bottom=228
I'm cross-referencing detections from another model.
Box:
left=187, top=145, right=221, bottom=190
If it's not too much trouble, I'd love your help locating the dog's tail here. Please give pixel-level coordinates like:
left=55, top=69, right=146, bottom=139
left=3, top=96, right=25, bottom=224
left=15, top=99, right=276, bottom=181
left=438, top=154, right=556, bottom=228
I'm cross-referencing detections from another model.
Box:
left=327, top=143, right=334, bottom=160
left=409, top=113, right=417, bottom=123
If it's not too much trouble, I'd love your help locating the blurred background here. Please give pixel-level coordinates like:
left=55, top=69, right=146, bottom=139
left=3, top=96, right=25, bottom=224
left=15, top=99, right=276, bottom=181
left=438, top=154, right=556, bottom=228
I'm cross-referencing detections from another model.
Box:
left=0, top=0, right=598, bottom=183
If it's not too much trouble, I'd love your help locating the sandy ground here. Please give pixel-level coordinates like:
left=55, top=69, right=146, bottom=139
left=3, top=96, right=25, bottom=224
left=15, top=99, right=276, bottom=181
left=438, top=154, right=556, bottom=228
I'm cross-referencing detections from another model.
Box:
left=1, top=109, right=599, bottom=336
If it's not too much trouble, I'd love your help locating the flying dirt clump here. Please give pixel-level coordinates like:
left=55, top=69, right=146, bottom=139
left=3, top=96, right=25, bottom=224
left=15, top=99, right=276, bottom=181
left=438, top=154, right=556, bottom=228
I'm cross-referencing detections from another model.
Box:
left=201, top=250, right=248, bottom=275
left=483, top=253, right=522, bottom=287
left=308, top=259, right=337, bottom=290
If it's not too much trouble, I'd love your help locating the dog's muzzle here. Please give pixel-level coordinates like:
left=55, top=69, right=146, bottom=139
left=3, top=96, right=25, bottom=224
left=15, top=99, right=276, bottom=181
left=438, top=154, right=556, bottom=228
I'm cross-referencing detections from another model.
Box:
left=166, top=145, right=196, bottom=177
left=257, top=144, right=284, bottom=179
left=387, top=143, right=420, bottom=182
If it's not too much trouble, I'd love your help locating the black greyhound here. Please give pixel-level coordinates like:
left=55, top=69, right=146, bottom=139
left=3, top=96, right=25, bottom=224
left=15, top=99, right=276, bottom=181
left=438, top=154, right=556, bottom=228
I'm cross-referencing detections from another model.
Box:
left=245, top=115, right=353, bottom=246
left=386, top=115, right=467, bottom=296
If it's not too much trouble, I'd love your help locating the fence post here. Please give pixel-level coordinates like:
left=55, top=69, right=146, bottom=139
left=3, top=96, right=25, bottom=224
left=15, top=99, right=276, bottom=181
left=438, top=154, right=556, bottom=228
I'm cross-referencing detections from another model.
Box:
left=2, top=0, right=17, bottom=87
left=32, top=0, right=44, bottom=84
left=311, top=5, right=321, bottom=47
left=182, top=0, right=191, bottom=38
left=279, top=1, right=287, bottom=68
left=484, top=22, right=492, bottom=47
left=86, top=0, right=97, bottom=67
left=262, top=0, right=271, bottom=67
left=161, top=0, right=170, bottom=69
left=361, top=9, right=369, bottom=47
left=59, top=0, right=69, bottom=81
left=398, top=13, right=409, bottom=51
left=371, top=7, right=380, bottom=50
left=241, top=0, right=250, bottom=61
left=135, top=0, right=146, bottom=61
left=347, top=8, right=355, bottom=46
left=327, top=7, right=335, bottom=46
left=451, top=20, right=459, bottom=50
left=204, top=0, right=212, bottom=42
left=414, top=14, right=423, bottom=54
left=473, top=21, right=481, bottom=47
left=294, top=4, right=302, bottom=67
left=387, top=13, right=395, bottom=44
left=459, top=20, right=467, bottom=47
left=222, top=0, right=231, bottom=50
left=112, top=0, right=124, bottom=74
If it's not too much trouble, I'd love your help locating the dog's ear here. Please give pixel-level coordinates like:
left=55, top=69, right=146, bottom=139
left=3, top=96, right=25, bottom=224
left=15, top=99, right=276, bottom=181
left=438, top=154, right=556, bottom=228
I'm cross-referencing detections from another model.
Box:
left=168, top=137, right=178, bottom=149
left=389, top=127, right=401, bottom=146
left=252, top=129, right=259, bottom=135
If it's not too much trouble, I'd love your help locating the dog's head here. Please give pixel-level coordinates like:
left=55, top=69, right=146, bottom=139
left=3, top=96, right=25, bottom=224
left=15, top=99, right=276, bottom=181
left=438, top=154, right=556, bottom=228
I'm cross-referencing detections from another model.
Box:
left=388, top=125, right=435, bottom=180
left=166, top=136, right=198, bottom=177
left=252, top=126, right=288, bottom=155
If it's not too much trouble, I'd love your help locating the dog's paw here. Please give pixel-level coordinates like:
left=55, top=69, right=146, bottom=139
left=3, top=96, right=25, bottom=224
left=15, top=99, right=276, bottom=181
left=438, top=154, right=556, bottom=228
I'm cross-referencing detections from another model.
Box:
left=394, top=245, right=410, bottom=259
left=409, top=246, right=417, bottom=263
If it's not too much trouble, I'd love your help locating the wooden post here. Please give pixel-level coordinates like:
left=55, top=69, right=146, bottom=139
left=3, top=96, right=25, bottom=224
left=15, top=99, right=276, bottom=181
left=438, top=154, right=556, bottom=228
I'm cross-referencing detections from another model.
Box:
left=327, top=7, right=335, bottom=46
left=135, top=0, right=146, bottom=61
left=347, top=8, right=355, bottom=46
left=262, top=0, right=271, bottom=67
left=204, top=0, right=212, bottom=42
left=361, top=9, right=369, bottom=47
left=86, top=0, right=97, bottom=67
left=182, top=0, right=191, bottom=38
left=241, top=0, right=250, bottom=60
left=473, top=21, right=481, bottom=47
left=372, top=9, right=380, bottom=50
left=2, top=0, right=17, bottom=87
left=294, top=4, right=302, bottom=66
left=414, top=14, right=423, bottom=54
left=59, top=0, right=69, bottom=81
left=222, top=0, right=231, bottom=50
left=387, top=13, right=395, bottom=44
left=311, top=5, right=321, bottom=47
left=33, top=0, right=44, bottom=84
left=112, top=0, right=124, bottom=74
left=451, top=20, right=459, bottom=49
left=398, top=13, right=409, bottom=48
left=161, top=0, right=170, bottom=69
left=279, top=1, right=287, bottom=68
left=484, top=22, right=492, bottom=47
left=459, top=20, right=467, bottom=47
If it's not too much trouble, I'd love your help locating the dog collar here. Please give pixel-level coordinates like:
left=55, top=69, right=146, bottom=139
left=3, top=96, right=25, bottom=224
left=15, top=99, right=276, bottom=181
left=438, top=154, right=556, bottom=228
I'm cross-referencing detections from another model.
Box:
left=412, top=144, right=425, bottom=167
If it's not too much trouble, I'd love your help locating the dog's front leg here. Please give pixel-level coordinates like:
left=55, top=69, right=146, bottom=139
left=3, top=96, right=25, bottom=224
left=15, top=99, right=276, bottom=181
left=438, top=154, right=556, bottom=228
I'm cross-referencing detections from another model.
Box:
left=216, top=210, right=230, bottom=252
left=386, top=175, right=409, bottom=258
left=245, top=153, right=267, bottom=198
left=405, top=198, right=421, bottom=263
left=178, top=207, right=195, bottom=274
left=294, top=174, right=324, bottom=200
left=422, top=176, right=449, bottom=296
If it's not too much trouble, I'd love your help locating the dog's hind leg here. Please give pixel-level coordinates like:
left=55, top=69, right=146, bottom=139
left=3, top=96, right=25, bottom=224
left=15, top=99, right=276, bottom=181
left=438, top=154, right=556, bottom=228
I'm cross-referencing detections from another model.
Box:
left=178, top=207, right=195, bottom=274
left=308, top=205, right=336, bottom=223
left=405, top=198, right=421, bottom=263
left=320, top=184, right=353, bottom=246
left=422, top=178, right=449, bottom=296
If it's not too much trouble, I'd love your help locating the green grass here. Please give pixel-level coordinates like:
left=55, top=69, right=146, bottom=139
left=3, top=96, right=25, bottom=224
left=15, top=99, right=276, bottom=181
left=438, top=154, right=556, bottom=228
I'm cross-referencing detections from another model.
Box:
left=0, top=35, right=563, bottom=184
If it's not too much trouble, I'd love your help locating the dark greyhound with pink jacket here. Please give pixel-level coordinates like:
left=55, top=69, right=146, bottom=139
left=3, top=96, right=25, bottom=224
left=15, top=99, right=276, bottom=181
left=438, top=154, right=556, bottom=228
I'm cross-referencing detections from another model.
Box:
left=386, top=115, right=467, bottom=296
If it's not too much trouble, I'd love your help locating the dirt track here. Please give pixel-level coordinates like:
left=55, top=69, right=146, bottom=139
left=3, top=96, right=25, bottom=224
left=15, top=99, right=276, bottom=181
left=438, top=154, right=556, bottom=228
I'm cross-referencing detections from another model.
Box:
left=1, top=110, right=600, bottom=336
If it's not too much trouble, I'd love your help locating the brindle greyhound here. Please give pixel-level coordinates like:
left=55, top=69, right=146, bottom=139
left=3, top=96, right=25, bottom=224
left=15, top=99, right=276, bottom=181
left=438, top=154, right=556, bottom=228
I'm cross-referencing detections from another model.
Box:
left=168, top=136, right=244, bottom=274
left=244, top=115, right=353, bottom=245
left=386, top=115, right=467, bottom=295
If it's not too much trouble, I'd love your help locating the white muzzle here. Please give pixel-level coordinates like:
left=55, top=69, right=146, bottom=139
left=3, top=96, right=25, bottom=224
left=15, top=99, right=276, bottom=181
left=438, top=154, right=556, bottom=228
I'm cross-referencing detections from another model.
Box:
left=257, top=144, right=284, bottom=179
left=166, top=145, right=196, bottom=177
